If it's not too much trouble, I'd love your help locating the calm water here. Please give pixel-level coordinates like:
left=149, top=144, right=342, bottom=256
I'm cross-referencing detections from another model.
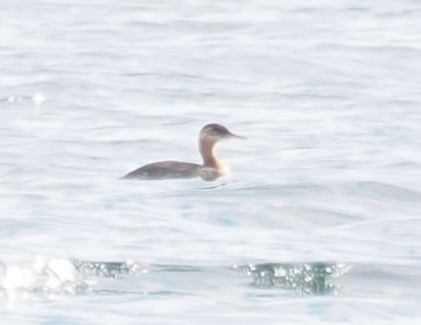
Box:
left=1, top=0, right=421, bottom=323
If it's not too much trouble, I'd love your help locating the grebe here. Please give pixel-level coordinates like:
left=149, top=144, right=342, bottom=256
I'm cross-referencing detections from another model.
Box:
left=121, top=123, right=244, bottom=181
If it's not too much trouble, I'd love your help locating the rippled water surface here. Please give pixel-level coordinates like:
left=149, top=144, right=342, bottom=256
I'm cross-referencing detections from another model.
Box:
left=1, top=0, right=421, bottom=324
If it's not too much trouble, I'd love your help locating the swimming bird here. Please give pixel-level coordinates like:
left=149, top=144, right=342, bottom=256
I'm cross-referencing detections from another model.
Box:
left=121, top=123, right=244, bottom=181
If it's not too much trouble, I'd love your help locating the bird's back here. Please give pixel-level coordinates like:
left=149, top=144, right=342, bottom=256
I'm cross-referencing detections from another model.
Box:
left=121, top=161, right=202, bottom=180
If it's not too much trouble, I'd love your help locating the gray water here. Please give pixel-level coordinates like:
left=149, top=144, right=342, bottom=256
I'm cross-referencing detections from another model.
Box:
left=1, top=0, right=421, bottom=324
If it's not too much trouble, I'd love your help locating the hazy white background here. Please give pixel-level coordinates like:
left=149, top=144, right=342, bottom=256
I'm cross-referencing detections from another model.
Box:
left=1, top=0, right=421, bottom=324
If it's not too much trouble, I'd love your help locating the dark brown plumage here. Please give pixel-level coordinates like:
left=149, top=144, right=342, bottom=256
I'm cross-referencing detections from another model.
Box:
left=121, top=161, right=202, bottom=180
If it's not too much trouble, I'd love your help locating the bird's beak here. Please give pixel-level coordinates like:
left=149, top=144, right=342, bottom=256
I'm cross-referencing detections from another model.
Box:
left=229, top=132, right=246, bottom=139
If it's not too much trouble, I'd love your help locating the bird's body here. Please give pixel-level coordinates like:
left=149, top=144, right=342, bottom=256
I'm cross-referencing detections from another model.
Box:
left=121, top=123, right=243, bottom=181
left=122, top=161, right=202, bottom=180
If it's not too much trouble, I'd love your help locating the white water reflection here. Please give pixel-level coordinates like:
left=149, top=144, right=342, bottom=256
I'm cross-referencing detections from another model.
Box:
left=1, top=0, right=421, bottom=323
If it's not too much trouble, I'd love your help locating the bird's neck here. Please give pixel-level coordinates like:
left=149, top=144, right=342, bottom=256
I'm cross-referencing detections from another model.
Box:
left=199, top=139, right=221, bottom=169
